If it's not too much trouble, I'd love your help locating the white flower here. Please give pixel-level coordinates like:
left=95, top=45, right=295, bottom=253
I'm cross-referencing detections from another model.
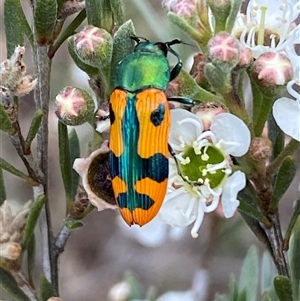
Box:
left=118, top=215, right=186, bottom=248
left=273, top=79, right=300, bottom=141
left=159, top=109, right=250, bottom=238
left=272, top=46, right=300, bottom=141
left=233, top=0, right=300, bottom=58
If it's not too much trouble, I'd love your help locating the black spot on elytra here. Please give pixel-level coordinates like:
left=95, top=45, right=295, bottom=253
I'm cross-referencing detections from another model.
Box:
left=109, top=103, right=115, bottom=124
left=150, top=103, right=165, bottom=126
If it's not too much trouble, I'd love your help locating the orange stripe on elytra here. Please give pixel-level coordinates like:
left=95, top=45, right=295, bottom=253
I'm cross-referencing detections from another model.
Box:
left=136, top=89, right=170, bottom=159
left=109, top=89, right=127, bottom=157
left=120, top=208, right=134, bottom=225
left=133, top=177, right=168, bottom=225
left=111, top=176, right=127, bottom=198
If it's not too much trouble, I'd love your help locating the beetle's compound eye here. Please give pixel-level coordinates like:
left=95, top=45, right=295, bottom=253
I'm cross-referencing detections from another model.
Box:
left=154, top=42, right=168, bottom=56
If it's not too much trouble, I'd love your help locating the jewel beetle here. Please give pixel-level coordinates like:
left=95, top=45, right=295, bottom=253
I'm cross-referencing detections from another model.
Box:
left=109, top=36, right=194, bottom=226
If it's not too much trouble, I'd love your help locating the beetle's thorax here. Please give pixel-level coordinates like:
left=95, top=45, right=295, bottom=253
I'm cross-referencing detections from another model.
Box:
left=114, top=44, right=171, bottom=93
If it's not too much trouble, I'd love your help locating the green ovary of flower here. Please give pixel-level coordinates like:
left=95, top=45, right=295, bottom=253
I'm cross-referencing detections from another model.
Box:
left=179, top=145, right=227, bottom=189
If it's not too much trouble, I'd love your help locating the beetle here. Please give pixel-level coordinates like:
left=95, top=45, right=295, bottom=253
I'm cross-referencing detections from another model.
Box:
left=109, top=36, right=194, bottom=226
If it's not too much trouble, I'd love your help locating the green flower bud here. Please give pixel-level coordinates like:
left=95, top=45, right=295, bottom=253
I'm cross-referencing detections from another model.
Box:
left=55, top=87, right=95, bottom=126
left=72, top=25, right=113, bottom=70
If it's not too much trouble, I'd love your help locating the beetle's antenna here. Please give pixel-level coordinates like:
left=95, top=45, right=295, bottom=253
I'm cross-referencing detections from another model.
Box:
left=130, top=36, right=150, bottom=44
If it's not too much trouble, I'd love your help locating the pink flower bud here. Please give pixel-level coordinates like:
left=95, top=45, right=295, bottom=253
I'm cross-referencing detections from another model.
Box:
left=251, top=52, right=293, bottom=88
left=249, top=137, right=272, bottom=161
left=208, top=32, right=240, bottom=72
left=192, top=102, right=226, bottom=131
left=189, top=53, right=208, bottom=85
left=73, top=25, right=113, bottom=68
left=55, top=87, right=95, bottom=126
left=238, top=47, right=253, bottom=67
left=162, top=0, right=196, bottom=19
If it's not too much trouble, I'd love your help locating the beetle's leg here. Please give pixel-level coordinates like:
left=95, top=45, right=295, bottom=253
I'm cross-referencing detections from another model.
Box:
left=168, top=143, right=185, bottom=180
left=167, top=96, right=196, bottom=106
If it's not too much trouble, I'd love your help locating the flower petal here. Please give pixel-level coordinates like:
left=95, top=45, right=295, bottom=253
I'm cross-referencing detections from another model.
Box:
left=118, top=215, right=168, bottom=248
left=210, top=113, right=251, bottom=156
left=159, top=188, right=198, bottom=227
left=273, top=97, right=300, bottom=141
left=169, top=109, right=203, bottom=147
left=221, top=171, right=245, bottom=218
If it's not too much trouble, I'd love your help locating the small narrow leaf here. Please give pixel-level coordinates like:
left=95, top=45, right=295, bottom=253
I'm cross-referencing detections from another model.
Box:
left=0, top=157, right=35, bottom=184
left=273, top=276, right=293, bottom=301
left=49, top=9, right=86, bottom=58
left=25, top=110, right=43, bottom=149
left=110, top=20, right=135, bottom=88
left=27, top=234, right=36, bottom=288
left=0, top=168, right=6, bottom=205
left=40, top=274, right=57, bottom=301
left=268, top=113, right=284, bottom=161
left=21, top=194, right=45, bottom=250
left=4, top=0, right=24, bottom=56
left=34, top=0, right=57, bottom=45
left=269, top=156, right=296, bottom=212
left=85, top=0, right=103, bottom=27
left=225, top=0, right=243, bottom=33
left=289, top=217, right=300, bottom=300
left=284, top=198, right=300, bottom=250
left=0, top=267, right=31, bottom=301
left=69, top=129, right=80, bottom=200
left=64, top=217, right=84, bottom=229
left=228, top=274, right=238, bottom=301
left=238, top=246, right=259, bottom=301
left=58, top=122, right=73, bottom=205
left=0, top=103, right=14, bottom=133
left=110, top=0, right=125, bottom=26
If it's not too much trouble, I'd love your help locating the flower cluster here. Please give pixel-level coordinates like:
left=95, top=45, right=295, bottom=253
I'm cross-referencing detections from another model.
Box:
left=159, top=108, right=250, bottom=238
left=0, top=201, right=31, bottom=265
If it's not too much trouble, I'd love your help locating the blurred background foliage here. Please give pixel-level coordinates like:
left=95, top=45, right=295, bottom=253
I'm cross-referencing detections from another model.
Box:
left=0, top=0, right=299, bottom=300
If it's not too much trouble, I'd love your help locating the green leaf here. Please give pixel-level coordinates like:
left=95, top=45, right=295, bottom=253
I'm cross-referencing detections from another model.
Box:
left=261, top=252, right=277, bottom=294
left=69, top=129, right=80, bottom=200
left=125, top=271, right=143, bottom=300
left=273, top=276, right=293, bottom=301
left=289, top=217, right=300, bottom=300
left=251, top=80, right=263, bottom=129
left=238, top=181, right=271, bottom=227
left=110, top=0, right=125, bottom=26
left=4, top=0, right=24, bottom=57
left=27, top=234, right=36, bottom=288
left=238, top=246, right=259, bottom=301
left=86, top=0, right=115, bottom=30
left=0, top=267, right=31, bottom=301
left=268, top=113, right=284, bottom=161
left=49, top=9, right=86, bottom=58
left=0, top=157, right=36, bottom=184
left=0, top=103, right=14, bottom=134
left=204, top=63, right=231, bottom=95
left=284, top=198, right=300, bottom=250
left=0, top=168, right=6, bottom=205
left=269, top=156, right=296, bottom=212
left=214, top=294, right=230, bottom=301
left=34, top=0, right=57, bottom=45
left=25, top=110, right=43, bottom=150
left=228, top=274, right=238, bottom=301
left=225, top=0, right=243, bottom=33
left=110, top=20, right=135, bottom=90
left=40, top=274, right=57, bottom=301
left=21, top=194, right=45, bottom=250
left=58, top=122, right=73, bottom=206
left=64, top=217, right=84, bottom=229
